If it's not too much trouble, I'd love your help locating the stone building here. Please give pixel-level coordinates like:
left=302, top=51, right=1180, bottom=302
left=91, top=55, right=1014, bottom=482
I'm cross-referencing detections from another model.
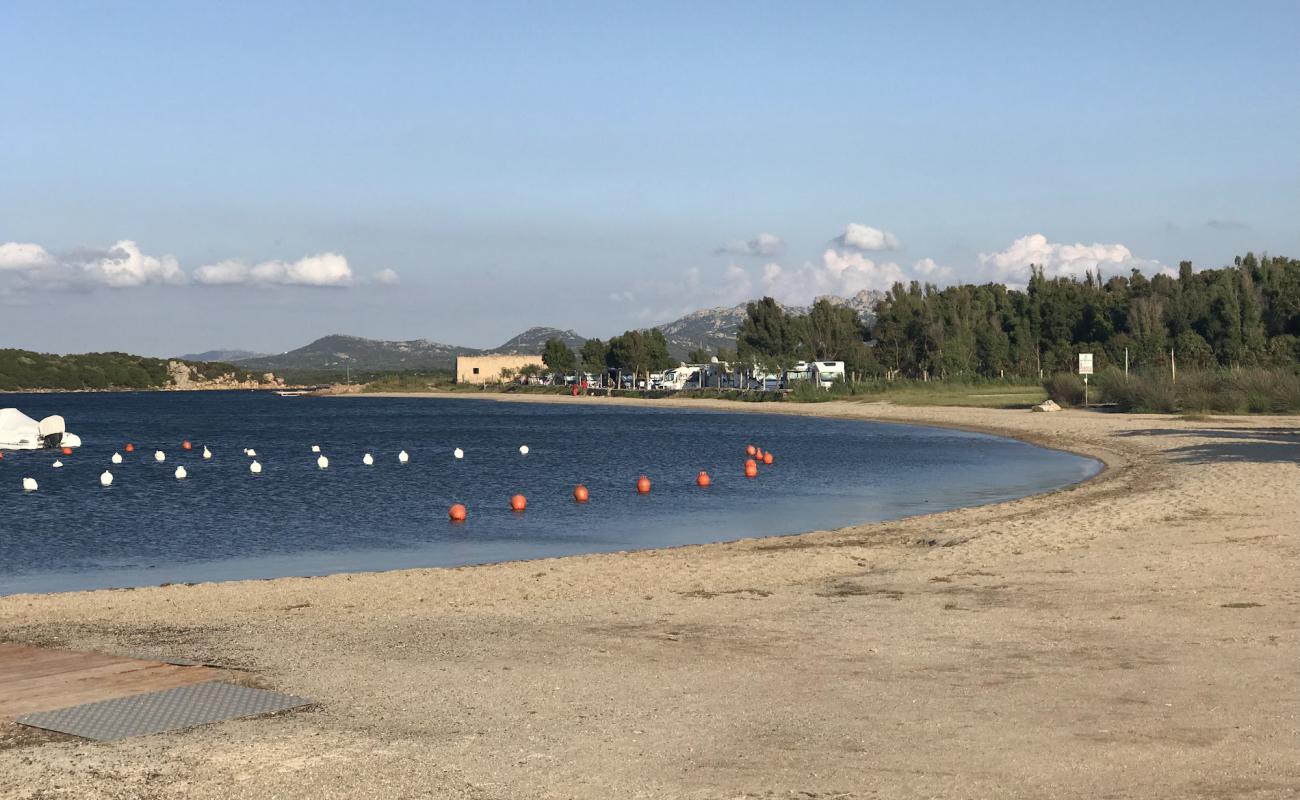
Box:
left=455, top=354, right=547, bottom=384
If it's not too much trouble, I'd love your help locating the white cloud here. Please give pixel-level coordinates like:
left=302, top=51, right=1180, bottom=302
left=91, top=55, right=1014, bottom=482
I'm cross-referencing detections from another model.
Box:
left=714, top=232, right=785, bottom=257
left=193, top=253, right=353, bottom=287
left=0, top=242, right=56, bottom=271
left=0, top=240, right=186, bottom=289
left=911, top=257, right=953, bottom=280
left=978, top=233, right=1163, bottom=282
left=836, top=223, right=900, bottom=252
left=373, top=268, right=400, bottom=285
left=1, top=240, right=365, bottom=291
left=758, top=249, right=908, bottom=305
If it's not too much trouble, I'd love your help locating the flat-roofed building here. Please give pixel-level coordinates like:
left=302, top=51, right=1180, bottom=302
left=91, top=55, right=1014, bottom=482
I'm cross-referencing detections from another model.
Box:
left=456, top=354, right=546, bottom=384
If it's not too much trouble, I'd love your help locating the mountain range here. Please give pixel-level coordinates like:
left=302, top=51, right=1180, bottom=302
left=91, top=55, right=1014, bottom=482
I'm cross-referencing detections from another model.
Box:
left=181, top=291, right=884, bottom=373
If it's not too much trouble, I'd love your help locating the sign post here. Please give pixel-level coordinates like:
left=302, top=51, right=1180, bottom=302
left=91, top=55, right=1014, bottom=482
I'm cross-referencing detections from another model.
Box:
left=1078, top=353, right=1094, bottom=407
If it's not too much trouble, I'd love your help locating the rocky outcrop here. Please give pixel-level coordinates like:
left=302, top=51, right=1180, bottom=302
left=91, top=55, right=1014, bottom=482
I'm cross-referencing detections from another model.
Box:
left=167, top=361, right=284, bottom=391
left=1031, top=399, right=1063, bottom=412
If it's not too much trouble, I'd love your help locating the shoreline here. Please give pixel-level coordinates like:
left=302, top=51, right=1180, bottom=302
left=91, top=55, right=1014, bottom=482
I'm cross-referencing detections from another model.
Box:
left=3, top=402, right=1298, bottom=798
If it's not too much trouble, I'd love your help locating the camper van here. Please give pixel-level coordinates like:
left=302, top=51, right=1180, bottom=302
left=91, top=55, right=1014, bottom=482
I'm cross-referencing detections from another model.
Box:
left=811, top=361, right=846, bottom=388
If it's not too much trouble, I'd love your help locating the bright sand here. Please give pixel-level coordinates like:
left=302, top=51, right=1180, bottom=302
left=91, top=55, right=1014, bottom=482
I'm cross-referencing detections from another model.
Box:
left=2, top=396, right=1298, bottom=799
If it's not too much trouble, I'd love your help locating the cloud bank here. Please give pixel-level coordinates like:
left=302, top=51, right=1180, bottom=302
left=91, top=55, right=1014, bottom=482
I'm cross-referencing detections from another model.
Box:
left=714, top=232, right=785, bottom=257
left=0, top=240, right=387, bottom=290
left=193, top=253, right=353, bottom=287
left=0, top=240, right=186, bottom=289
left=978, top=233, right=1164, bottom=283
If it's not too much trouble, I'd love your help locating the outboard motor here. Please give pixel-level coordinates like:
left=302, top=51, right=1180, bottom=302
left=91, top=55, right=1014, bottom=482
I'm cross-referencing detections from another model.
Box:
left=37, top=415, right=66, bottom=449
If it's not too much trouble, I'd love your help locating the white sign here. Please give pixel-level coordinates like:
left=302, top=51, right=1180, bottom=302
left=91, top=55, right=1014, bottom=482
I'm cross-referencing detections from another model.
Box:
left=1078, top=353, right=1094, bottom=376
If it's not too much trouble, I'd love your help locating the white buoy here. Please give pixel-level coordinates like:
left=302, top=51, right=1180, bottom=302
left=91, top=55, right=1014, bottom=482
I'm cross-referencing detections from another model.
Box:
left=519, top=445, right=529, bottom=455
left=202, top=446, right=212, bottom=460
left=362, top=453, right=374, bottom=465
left=174, top=465, right=187, bottom=480
left=154, top=450, right=166, bottom=463
left=311, top=445, right=321, bottom=453
left=100, top=470, right=113, bottom=487
left=22, top=477, right=38, bottom=492
left=453, top=447, right=464, bottom=460
left=317, top=454, right=329, bottom=470
left=52, top=460, right=63, bottom=469
left=246, top=448, right=257, bottom=457
left=398, top=450, right=409, bottom=464
left=250, top=460, right=262, bottom=474
left=111, top=452, right=123, bottom=464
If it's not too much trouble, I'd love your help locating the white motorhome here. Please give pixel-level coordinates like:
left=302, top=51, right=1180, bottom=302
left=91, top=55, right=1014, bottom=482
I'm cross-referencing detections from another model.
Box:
left=654, top=365, right=702, bottom=391
left=782, top=361, right=812, bottom=388
left=811, top=360, right=846, bottom=388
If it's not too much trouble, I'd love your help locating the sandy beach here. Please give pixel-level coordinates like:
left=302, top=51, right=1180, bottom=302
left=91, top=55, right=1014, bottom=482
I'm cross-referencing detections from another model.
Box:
left=2, top=396, right=1298, bottom=799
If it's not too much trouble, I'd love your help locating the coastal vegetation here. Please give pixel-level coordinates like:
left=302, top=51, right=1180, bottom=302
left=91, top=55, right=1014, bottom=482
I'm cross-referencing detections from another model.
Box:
left=0, top=349, right=261, bottom=392
left=1045, top=367, right=1300, bottom=413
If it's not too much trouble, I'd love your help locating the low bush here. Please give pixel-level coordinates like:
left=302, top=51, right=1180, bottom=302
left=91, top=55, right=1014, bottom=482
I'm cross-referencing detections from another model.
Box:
left=1043, top=372, right=1086, bottom=406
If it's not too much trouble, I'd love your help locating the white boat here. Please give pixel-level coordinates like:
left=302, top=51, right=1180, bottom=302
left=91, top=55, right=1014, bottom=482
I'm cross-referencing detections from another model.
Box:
left=0, top=409, right=81, bottom=451
left=275, top=390, right=309, bottom=397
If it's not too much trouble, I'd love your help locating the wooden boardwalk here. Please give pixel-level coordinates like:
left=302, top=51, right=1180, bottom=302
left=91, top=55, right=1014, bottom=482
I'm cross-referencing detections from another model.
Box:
left=0, top=643, right=220, bottom=719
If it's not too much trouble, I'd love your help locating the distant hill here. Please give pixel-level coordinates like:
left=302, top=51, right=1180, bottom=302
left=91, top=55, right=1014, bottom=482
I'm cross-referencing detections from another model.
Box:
left=238, top=335, right=480, bottom=372
left=196, top=291, right=887, bottom=373
left=177, top=349, right=268, bottom=363
left=491, top=327, right=586, bottom=355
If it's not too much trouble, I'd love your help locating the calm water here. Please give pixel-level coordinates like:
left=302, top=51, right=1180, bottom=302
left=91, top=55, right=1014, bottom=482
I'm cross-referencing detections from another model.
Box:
left=0, top=392, right=1100, bottom=594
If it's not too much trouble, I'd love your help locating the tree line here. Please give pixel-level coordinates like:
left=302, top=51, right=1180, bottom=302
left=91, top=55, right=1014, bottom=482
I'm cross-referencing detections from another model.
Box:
left=869, top=253, right=1300, bottom=379
left=542, top=329, right=677, bottom=381
left=538, top=251, right=1299, bottom=384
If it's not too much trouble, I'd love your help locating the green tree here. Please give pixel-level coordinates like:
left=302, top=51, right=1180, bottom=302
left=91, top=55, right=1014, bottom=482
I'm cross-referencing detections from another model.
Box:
left=579, top=338, right=608, bottom=374
left=541, top=337, right=576, bottom=375
left=737, top=297, right=809, bottom=369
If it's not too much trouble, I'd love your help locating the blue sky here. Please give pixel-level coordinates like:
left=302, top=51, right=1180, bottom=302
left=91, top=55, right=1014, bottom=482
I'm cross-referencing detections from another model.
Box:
left=2, top=1, right=1298, bottom=356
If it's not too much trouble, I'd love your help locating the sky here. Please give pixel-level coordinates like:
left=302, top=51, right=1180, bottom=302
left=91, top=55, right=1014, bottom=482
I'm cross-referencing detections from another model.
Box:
left=2, top=1, right=1298, bottom=357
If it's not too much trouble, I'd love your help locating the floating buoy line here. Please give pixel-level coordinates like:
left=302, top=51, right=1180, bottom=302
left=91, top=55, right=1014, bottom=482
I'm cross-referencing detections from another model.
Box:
left=8, top=440, right=782, bottom=523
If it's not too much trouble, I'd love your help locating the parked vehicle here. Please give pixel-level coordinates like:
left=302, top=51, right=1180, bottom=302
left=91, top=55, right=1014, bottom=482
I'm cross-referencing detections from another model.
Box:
left=811, top=360, right=846, bottom=388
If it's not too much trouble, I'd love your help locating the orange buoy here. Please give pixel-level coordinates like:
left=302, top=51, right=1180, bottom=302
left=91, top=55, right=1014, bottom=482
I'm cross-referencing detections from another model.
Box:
left=61, top=447, right=73, bottom=456
left=636, top=475, right=651, bottom=494
left=573, top=484, right=590, bottom=503
left=744, top=459, right=758, bottom=478
left=755, top=447, right=764, bottom=459
left=182, top=440, right=192, bottom=450
left=448, top=503, right=467, bottom=521
left=695, top=470, right=711, bottom=487
left=125, top=443, right=135, bottom=452
left=763, top=451, right=774, bottom=465
left=745, top=444, right=757, bottom=456
left=510, top=494, right=527, bottom=512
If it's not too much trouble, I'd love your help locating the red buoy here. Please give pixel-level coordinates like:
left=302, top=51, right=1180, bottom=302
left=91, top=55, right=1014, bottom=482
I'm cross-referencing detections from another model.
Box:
left=763, top=451, right=774, bottom=465
left=573, top=484, right=590, bottom=503
left=695, top=470, right=711, bottom=487
left=636, top=475, right=651, bottom=494
left=182, top=440, right=192, bottom=451
left=744, top=459, right=758, bottom=478
left=510, top=494, right=527, bottom=512
left=61, top=447, right=73, bottom=456
left=745, top=444, right=757, bottom=457
left=125, top=443, right=135, bottom=453
left=448, top=503, right=467, bottom=521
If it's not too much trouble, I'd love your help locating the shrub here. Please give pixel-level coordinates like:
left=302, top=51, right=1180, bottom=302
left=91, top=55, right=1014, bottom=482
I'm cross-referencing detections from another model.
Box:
left=1043, top=372, right=1086, bottom=406
left=1231, top=368, right=1300, bottom=413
